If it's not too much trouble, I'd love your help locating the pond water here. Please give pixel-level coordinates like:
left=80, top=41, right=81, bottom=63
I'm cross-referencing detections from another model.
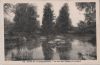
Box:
left=5, top=35, right=96, bottom=60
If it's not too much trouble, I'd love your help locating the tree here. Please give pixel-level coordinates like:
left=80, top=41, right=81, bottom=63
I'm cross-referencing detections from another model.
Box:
left=12, top=3, right=39, bottom=35
left=76, top=2, right=96, bottom=33
left=78, top=21, right=87, bottom=33
left=4, top=3, right=15, bottom=14
left=55, top=3, right=72, bottom=34
left=42, top=3, right=54, bottom=35
left=4, top=3, right=15, bottom=34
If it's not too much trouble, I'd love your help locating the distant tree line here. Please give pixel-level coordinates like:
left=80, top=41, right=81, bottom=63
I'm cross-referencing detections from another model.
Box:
left=4, top=2, right=96, bottom=37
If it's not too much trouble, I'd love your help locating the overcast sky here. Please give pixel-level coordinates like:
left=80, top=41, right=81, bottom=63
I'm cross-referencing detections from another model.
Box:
left=4, top=1, right=85, bottom=27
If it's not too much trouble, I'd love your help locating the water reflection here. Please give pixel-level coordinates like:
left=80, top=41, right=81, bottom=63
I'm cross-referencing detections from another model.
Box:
left=70, top=39, right=96, bottom=60
left=5, top=36, right=96, bottom=60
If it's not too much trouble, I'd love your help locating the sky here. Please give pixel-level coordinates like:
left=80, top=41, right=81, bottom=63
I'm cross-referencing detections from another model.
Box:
left=4, top=1, right=85, bottom=27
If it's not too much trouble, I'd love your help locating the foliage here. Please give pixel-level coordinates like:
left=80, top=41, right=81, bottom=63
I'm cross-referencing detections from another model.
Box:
left=55, top=3, right=72, bottom=34
left=12, top=3, right=40, bottom=35
left=42, top=3, right=55, bottom=35
left=4, top=3, right=15, bottom=14
left=4, top=3, right=15, bottom=34
left=78, top=21, right=87, bottom=33
left=76, top=2, right=96, bottom=34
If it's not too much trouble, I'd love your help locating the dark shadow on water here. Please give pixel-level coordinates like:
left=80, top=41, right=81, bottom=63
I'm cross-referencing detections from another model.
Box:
left=42, top=36, right=54, bottom=60
left=42, top=36, right=72, bottom=60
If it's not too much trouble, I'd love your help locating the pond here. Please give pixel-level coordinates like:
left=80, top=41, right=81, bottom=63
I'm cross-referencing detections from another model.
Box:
left=5, top=35, right=96, bottom=60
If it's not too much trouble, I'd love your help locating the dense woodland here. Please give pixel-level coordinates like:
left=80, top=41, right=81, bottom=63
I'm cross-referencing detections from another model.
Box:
left=4, top=2, right=96, bottom=36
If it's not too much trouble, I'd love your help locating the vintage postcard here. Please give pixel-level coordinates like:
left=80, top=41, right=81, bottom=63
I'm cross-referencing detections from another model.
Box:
left=0, top=0, right=100, bottom=65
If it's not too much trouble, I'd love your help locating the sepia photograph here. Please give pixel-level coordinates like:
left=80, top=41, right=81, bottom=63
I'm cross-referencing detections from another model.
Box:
left=4, top=1, right=97, bottom=61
